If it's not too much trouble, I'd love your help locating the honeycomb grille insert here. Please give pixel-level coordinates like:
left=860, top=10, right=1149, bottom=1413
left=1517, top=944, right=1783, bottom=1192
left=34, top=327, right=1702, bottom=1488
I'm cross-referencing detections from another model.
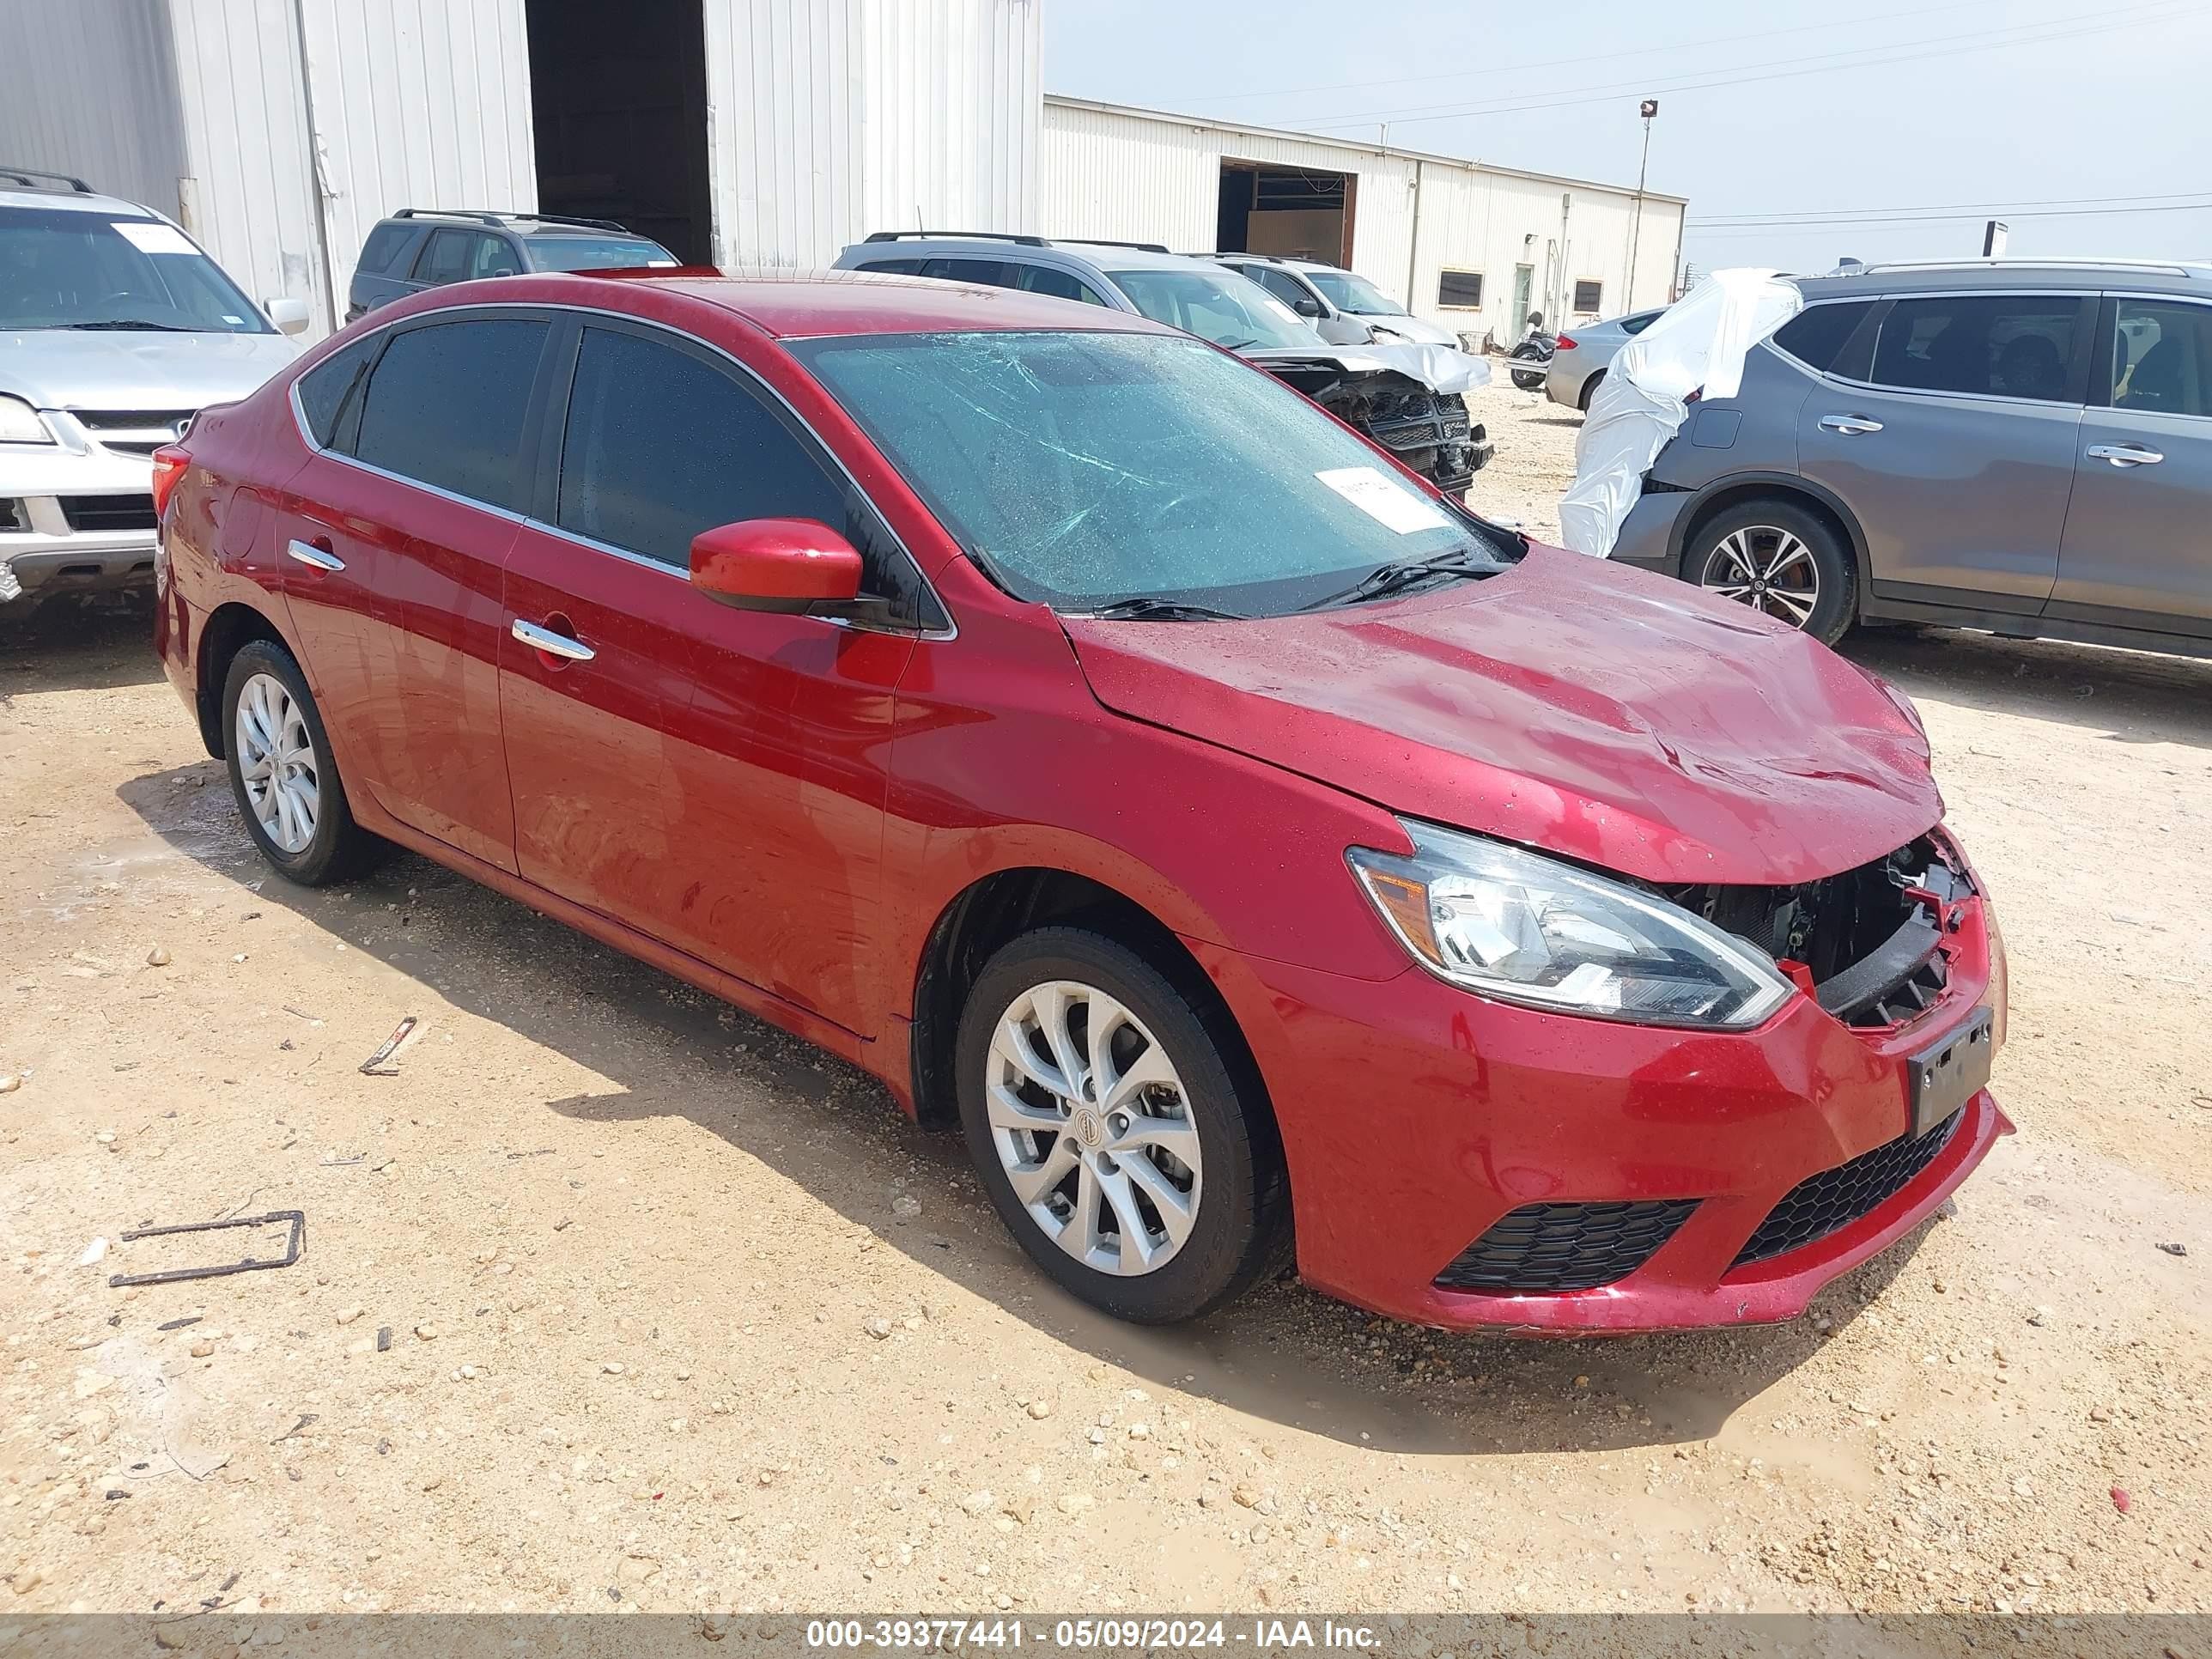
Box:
left=1732, top=1109, right=1962, bottom=1269
left=1434, top=1199, right=1699, bottom=1294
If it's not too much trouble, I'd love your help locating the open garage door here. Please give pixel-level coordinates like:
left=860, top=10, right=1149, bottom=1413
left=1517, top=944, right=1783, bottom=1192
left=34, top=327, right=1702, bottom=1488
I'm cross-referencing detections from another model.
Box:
left=526, top=0, right=714, bottom=264
left=1215, top=161, right=1353, bottom=264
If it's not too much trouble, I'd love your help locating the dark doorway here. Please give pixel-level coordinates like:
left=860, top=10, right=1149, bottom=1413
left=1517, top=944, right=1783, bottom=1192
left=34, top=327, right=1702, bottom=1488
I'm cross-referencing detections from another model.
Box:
left=1215, top=160, right=1353, bottom=265
left=526, top=0, right=713, bottom=264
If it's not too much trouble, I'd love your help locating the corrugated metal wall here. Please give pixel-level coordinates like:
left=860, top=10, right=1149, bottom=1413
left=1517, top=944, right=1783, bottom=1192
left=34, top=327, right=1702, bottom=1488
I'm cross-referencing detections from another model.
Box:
left=1042, top=97, right=1686, bottom=340
left=0, top=0, right=188, bottom=216
left=702, top=0, right=1040, bottom=268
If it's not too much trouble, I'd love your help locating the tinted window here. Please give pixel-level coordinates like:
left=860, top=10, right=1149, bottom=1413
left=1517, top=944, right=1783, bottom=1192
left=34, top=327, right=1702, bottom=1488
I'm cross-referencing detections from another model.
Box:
left=1871, top=295, right=2081, bottom=402
left=1437, top=269, right=1484, bottom=308
left=415, top=228, right=512, bottom=283
left=1572, top=280, right=1603, bottom=313
left=555, top=325, right=933, bottom=621
left=356, top=223, right=413, bottom=276
left=918, top=257, right=1011, bottom=287
left=1620, top=310, right=1664, bottom=337
left=2110, top=301, right=2212, bottom=417
left=1249, top=267, right=1315, bottom=311
left=854, top=257, right=925, bottom=276
left=1771, top=301, right=1875, bottom=372
left=1014, top=264, right=1108, bottom=307
left=295, top=335, right=380, bottom=449
left=353, top=319, right=549, bottom=509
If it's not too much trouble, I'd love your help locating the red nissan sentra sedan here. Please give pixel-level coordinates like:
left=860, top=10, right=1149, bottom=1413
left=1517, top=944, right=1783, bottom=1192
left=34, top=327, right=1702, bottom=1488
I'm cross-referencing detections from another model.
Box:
left=150, top=271, right=2008, bottom=1332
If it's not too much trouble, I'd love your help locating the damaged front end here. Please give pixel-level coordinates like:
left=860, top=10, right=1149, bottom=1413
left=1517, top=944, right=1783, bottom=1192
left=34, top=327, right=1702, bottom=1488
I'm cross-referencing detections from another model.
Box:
left=1668, top=832, right=1979, bottom=1030
left=1247, top=349, right=1494, bottom=498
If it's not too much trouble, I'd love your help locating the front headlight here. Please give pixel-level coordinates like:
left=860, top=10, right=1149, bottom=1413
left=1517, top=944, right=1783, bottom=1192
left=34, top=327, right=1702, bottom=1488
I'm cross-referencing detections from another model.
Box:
left=0, top=394, right=53, bottom=444
left=1347, top=819, right=1795, bottom=1029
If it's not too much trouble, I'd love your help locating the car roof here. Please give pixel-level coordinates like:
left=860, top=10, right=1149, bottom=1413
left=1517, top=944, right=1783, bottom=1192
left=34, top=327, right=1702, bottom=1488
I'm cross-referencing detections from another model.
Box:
left=1796, top=259, right=2212, bottom=301
left=376, top=210, right=661, bottom=240
left=370, top=269, right=1179, bottom=340
left=0, top=184, right=164, bottom=218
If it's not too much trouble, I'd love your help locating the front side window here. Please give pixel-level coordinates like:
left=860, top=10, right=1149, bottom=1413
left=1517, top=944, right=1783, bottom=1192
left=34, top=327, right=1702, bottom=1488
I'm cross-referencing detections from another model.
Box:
left=553, top=324, right=934, bottom=622
left=351, top=318, right=549, bottom=509
left=1103, top=267, right=1317, bottom=351
left=2109, top=300, right=2212, bottom=416
left=0, top=206, right=272, bottom=333
left=1248, top=266, right=1317, bottom=312
left=790, top=330, right=1516, bottom=617
left=1870, top=295, right=2082, bottom=403
left=1308, top=269, right=1409, bottom=318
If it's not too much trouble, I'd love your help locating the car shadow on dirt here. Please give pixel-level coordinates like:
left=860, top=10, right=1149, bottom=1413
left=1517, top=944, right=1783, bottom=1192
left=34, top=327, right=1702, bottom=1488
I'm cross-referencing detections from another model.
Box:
left=0, top=598, right=165, bottom=696
left=1844, top=625, right=2212, bottom=750
left=118, top=759, right=1931, bottom=1458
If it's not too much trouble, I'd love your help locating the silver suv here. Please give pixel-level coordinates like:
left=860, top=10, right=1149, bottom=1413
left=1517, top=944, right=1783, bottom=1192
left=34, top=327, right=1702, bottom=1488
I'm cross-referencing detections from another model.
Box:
left=1, top=168, right=303, bottom=611
left=1610, top=258, right=2212, bottom=653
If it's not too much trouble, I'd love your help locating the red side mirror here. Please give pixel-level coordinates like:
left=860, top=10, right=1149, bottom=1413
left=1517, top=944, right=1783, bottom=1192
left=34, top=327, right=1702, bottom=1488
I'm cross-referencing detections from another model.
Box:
left=690, top=519, right=863, bottom=615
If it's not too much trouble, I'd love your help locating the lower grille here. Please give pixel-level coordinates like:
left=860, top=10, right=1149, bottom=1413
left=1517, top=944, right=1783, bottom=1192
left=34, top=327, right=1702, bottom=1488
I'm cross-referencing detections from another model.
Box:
left=1435, top=1198, right=1698, bottom=1293
left=58, top=494, right=158, bottom=532
left=1732, top=1109, right=1962, bottom=1268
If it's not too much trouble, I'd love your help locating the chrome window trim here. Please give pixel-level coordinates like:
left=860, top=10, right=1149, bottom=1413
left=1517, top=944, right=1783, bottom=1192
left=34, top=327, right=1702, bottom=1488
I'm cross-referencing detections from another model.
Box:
left=283, top=299, right=956, bottom=639
left=1782, top=287, right=2097, bottom=407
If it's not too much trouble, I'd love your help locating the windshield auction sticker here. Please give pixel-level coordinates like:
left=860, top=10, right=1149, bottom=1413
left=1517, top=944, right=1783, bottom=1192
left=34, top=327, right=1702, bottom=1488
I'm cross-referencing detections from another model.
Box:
left=112, top=220, right=199, bottom=255
left=1314, top=466, right=1451, bottom=534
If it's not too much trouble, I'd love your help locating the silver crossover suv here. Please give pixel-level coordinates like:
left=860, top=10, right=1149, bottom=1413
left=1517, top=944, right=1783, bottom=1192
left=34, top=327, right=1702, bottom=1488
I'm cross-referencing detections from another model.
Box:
left=1610, top=258, right=2212, bottom=654
left=1, top=169, right=303, bottom=611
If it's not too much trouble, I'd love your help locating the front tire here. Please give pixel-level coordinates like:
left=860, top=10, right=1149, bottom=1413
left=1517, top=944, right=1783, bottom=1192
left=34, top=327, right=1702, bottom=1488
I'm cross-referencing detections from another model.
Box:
left=955, top=927, right=1287, bottom=1324
left=1681, top=499, right=1856, bottom=646
left=222, top=640, right=377, bottom=885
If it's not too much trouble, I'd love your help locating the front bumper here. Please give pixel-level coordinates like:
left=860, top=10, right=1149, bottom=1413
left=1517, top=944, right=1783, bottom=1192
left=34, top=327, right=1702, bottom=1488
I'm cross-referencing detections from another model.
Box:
left=1191, top=891, right=2008, bottom=1333
left=3, top=426, right=163, bottom=607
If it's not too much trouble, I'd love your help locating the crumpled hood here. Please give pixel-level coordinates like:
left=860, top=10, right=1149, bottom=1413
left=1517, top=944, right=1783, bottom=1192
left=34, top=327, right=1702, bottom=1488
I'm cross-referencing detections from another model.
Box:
left=0, top=328, right=299, bottom=411
left=1062, top=546, right=1942, bottom=886
left=1242, top=340, right=1491, bottom=395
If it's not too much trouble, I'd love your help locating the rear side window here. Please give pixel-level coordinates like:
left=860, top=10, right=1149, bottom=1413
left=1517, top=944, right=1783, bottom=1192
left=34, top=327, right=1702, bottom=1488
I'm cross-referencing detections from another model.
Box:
left=2109, top=300, right=2212, bottom=416
left=553, top=324, right=939, bottom=624
left=918, top=257, right=1012, bottom=287
left=295, top=334, right=379, bottom=449
left=356, top=223, right=413, bottom=276
left=854, top=257, right=925, bottom=276
left=1015, top=264, right=1109, bottom=307
left=1620, top=309, right=1663, bottom=337
left=415, top=228, right=514, bottom=284
left=1771, top=301, right=1875, bottom=373
left=352, top=319, right=549, bottom=509
left=1870, top=295, right=2082, bottom=402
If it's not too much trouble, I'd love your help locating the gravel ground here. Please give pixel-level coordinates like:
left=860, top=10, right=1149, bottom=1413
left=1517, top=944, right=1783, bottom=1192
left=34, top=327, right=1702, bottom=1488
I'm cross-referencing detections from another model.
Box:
left=2, top=389, right=2208, bottom=1622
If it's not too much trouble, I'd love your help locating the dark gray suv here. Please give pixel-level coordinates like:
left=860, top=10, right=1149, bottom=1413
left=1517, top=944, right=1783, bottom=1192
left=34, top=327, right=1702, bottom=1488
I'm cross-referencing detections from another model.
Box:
left=1611, top=258, right=2212, bottom=654
left=344, top=210, right=675, bottom=323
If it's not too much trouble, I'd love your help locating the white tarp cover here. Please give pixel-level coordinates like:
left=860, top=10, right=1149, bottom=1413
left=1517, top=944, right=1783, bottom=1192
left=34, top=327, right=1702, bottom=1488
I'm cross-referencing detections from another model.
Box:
left=1556, top=269, right=1803, bottom=556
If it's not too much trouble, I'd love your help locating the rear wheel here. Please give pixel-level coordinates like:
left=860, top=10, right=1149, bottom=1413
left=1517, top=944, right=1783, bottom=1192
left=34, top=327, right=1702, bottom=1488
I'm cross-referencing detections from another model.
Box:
left=1578, top=368, right=1607, bottom=411
left=956, top=927, right=1286, bottom=1324
left=1681, top=499, right=1856, bottom=646
left=1510, top=366, right=1545, bottom=392
left=222, top=640, right=378, bottom=885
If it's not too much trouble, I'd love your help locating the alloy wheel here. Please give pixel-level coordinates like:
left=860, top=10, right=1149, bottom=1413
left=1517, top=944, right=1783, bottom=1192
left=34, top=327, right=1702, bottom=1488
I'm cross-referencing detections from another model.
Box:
left=234, top=671, right=319, bottom=854
left=985, top=980, right=1202, bottom=1276
left=1698, top=524, right=1820, bottom=629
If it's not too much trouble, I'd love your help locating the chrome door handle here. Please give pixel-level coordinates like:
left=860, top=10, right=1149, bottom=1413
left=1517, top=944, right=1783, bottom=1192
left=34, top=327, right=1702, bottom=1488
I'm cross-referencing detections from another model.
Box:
left=511, top=617, right=595, bottom=662
left=1818, top=414, right=1884, bottom=435
left=286, top=538, right=343, bottom=571
left=2086, top=442, right=2164, bottom=467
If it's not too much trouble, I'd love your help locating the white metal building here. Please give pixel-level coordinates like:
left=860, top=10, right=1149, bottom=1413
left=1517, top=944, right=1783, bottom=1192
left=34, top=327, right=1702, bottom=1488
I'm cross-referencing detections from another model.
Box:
left=1042, top=96, right=1686, bottom=344
left=2, top=0, right=1680, bottom=348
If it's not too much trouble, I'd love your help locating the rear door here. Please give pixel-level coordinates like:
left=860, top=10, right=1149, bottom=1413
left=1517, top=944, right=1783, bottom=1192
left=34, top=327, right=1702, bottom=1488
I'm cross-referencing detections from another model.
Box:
left=1796, top=289, right=2092, bottom=612
left=2049, top=295, right=2212, bottom=639
left=501, top=316, right=932, bottom=1034
left=281, top=310, right=552, bottom=870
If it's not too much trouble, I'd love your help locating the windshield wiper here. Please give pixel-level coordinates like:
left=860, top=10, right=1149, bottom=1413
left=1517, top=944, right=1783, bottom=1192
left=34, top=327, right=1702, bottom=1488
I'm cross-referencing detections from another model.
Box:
left=61, top=319, right=194, bottom=331
left=1299, top=549, right=1494, bottom=611
left=1079, top=596, right=1244, bottom=623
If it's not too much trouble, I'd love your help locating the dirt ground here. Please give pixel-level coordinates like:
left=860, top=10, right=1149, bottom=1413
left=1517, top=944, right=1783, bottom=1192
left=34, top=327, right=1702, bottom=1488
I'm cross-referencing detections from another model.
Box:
left=3, top=382, right=2208, bottom=1624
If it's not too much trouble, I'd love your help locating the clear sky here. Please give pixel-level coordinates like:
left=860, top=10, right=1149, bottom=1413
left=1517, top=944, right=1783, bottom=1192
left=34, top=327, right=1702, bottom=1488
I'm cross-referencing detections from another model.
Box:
left=1042, top=0, right=2212, bottom=281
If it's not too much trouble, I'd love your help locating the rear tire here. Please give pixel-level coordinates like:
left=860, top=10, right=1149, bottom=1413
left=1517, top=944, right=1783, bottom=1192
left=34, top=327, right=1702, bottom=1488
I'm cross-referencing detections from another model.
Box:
left=222, top=640, right=379, bottom=885
left=1680, top=498, right=1856, bottom=646
left=955, top=927, right=1287, bottom=1324
left=1578, top=369, right=1606, bottom=411
left=1510, top=367, right=1545, bottom=392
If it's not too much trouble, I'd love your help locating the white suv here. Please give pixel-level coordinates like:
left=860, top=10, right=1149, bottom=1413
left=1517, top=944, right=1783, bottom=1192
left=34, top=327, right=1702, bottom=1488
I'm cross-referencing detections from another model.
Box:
left=0, top=167, right=305, bottom=611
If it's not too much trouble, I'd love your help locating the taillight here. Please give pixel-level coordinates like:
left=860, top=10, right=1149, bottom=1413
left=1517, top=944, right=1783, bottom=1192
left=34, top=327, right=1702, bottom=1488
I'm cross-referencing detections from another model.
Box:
left=1554, top=332, right=1577, bottom=350
left=150, top=445, right=190, bottom=520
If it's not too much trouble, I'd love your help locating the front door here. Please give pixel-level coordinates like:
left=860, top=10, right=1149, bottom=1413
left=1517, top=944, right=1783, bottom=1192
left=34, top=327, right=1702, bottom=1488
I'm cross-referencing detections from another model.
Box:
left=501, top=316, right=930, bottom=1036
left=1799, top=290, right=2091, bottom=612
left=2050, top=295, right=2212, bottom=638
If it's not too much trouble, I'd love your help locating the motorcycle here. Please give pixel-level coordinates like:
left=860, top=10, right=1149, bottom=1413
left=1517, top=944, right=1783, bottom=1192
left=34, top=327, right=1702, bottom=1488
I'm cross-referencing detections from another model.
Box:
left=1507, top=313, right=1557, bottom=392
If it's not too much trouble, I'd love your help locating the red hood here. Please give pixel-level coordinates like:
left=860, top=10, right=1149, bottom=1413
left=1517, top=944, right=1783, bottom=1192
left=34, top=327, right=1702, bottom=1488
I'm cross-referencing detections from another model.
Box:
left=1062, top=546, right=1942, bottom=885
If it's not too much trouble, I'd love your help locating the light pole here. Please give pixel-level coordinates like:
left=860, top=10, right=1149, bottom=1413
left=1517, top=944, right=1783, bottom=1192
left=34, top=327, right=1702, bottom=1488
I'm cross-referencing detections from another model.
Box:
left=1627, top=97, right=1657, bottom=309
